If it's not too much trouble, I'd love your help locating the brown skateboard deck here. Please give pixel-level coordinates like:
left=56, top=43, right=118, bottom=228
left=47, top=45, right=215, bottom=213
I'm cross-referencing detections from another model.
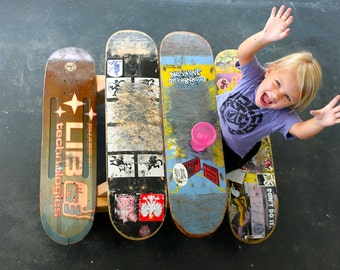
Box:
left=105, top=30, right=166, bottom=240
left=40, top=47, right=97, bottom=245
left=215, top=49, right=279, bottom=243
left=160, top=31, right=227, bottom=237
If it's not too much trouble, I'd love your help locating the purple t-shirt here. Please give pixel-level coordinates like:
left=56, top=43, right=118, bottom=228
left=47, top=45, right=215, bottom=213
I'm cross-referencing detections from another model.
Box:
left=216, top=56, right=302, bottom=158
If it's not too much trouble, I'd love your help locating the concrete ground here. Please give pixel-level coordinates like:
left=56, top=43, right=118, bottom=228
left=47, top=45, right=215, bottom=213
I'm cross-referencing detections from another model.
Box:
left=0, top=0, right=339, bottom=269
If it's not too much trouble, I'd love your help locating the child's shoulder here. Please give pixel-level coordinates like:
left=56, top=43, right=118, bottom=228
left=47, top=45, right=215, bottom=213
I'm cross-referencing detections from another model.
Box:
left=238, top=56, right=265, bottom=73
left=236, top=56, right=265, bottom=88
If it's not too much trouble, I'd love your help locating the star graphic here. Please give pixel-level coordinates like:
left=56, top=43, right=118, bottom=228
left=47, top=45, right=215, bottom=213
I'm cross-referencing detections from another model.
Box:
left=54, top=106, right=66, bottom=117
left=85, top=107, right=97, bottom=121
left=63, top=93, right=84, bottom=114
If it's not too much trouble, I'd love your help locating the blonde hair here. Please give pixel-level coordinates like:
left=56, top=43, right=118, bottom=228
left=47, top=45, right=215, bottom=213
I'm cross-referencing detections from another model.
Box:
left=266, top=51, right=322, bottom=111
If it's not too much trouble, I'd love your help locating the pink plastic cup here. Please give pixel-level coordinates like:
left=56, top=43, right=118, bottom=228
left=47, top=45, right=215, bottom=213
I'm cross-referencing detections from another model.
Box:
left=190, top=122, right=217, bottom=152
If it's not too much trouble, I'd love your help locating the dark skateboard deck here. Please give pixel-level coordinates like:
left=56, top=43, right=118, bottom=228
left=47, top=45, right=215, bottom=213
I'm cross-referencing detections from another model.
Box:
left=40, top=47, right=97, bottom=245
left=160, top=31, right=227, bottom=237
left=215, top=49, right=279, bottom=243
left=105, top=30, right=166, bottom=240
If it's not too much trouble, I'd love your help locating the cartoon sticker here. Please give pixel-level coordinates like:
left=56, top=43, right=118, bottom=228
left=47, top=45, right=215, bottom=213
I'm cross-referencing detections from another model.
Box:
left=108, top=154, right=135, bottom=178
left=138, top=154, right=164, bottom=177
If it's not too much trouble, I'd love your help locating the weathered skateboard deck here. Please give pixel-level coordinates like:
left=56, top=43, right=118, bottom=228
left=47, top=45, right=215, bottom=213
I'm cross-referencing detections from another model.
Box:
left=40, top=47, right=97, bottom=245
left=215, top=49, right=279, bottom=243
left=160, top=31, right=227, bottom=237
left=105, top=30, right=166, bottom=240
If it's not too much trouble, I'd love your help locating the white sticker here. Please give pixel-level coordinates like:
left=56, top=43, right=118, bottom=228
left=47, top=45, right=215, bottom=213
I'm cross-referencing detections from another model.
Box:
left=226, top=169, right=246, bottom=184
left=107, top=59, right=123, bottom=77
left=173, top=163, right=188, bottom=186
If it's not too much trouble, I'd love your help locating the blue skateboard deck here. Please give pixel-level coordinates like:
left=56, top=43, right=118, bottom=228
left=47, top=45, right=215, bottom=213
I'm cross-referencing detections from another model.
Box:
left=40, top=47, right=97, bottom=245
left=105, top=30, right=166, bottom=240
left=215, top=49, right=279, bottom=243
left=160, top=31, right=227, bottom=237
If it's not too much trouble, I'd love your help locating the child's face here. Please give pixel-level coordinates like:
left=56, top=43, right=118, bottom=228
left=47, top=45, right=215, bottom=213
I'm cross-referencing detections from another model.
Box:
left=255, top=65, right=299, bottom=110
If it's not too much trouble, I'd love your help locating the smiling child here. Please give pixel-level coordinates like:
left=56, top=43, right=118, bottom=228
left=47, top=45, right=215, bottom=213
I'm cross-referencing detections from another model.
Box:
left=217, top=5, right=340, bottom=172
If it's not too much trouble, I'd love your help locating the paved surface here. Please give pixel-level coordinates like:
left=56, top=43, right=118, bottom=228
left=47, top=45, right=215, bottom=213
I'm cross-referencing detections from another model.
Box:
left=0, top=0, right=339, bottom=269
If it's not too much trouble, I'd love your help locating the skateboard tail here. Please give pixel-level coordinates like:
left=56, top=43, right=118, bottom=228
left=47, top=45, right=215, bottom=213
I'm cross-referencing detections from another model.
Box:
left=41, top=214, right=94, bottom=245
left=40, top=47, right=97, bottom=245
left=169, top=193, right=227, bottom=237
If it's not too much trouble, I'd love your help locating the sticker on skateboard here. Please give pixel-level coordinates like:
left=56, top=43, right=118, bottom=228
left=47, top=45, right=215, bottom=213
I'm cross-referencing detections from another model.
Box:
left=215, top=49, right=278, bottom=243
left=160, top=31, right=227, bottom=237
left=40, top=47, right=97, bottom=245
left=105, top=30, right=166, bottom=240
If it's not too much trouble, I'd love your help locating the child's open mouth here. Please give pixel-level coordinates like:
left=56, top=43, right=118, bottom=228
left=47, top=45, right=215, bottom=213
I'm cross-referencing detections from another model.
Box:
left=260, top=93, right=272, bottom=106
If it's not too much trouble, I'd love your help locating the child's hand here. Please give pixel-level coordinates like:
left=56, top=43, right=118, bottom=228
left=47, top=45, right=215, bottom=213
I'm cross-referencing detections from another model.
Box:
left=310, top=95, right=340, bottom=127
left=263, top=5, right=294, bottom=42
left=237, top=5, right=294, bottom=66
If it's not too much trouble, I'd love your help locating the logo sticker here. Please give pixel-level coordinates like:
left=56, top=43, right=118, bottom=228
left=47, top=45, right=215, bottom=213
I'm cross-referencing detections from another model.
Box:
left=173, top=163, right=188, bottom=186
left=168, top=68, right=205, bottom=86
left=107, top=59, right=123, bottom=77
left=183, top=158, right=200, bottom=178
left=139, top=225, right=151, bottom=237
left=139, top=193, right=164, bottom=222
left=203, top=163, right=219, bottom=186
left=257, top=173, right=276, bottom=187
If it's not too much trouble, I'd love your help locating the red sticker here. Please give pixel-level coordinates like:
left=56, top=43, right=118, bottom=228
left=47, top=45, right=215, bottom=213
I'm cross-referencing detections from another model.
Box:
left=139, top=193, right=165, bottom=222
left=203, top=163, right=219, bottom=186
left=183, top=158, right=201, bottom=178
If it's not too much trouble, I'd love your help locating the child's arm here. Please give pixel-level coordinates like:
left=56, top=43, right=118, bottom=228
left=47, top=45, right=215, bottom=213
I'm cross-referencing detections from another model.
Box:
left=238, top=5, right=294, bottom=66
left=289, top=95, right=340, bottom=139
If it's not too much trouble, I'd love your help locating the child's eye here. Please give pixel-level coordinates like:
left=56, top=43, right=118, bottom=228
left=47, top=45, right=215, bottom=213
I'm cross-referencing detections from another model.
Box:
left=275, top=80, right=281, bottom=87
left=285, top=95, right=291, bottom=101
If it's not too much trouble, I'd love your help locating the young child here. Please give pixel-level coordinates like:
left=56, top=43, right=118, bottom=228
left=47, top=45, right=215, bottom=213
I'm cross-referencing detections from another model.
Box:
left=216, top=5, right=340, bottom=173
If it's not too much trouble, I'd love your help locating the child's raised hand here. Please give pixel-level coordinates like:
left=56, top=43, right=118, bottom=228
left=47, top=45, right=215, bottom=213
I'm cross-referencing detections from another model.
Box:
left=310, top=95, right=340, bottom=127
left=263, top=5, right=294, bottom=42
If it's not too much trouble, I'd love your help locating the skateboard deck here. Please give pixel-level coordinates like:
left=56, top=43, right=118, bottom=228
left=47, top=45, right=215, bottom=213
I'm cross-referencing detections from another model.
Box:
left=215, top=49, right=279, bottom=243
left=105, top=30, right=166, bottom=240
left=40, top=47, right=97, bottom=245
left=160, top=31, right=227, bottom=237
